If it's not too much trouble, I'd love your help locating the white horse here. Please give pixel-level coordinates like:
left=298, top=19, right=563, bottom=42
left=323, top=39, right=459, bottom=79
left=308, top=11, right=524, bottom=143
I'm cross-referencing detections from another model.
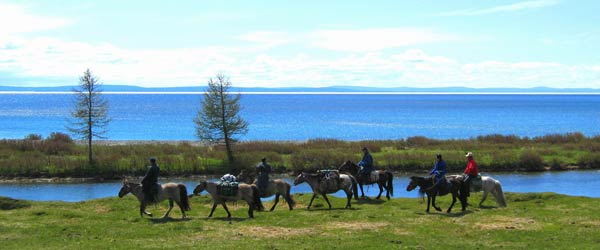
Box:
left=449, top=175, right=507, bottom=207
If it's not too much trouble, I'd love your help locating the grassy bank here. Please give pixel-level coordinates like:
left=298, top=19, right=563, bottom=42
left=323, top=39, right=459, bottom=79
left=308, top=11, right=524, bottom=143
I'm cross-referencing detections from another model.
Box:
left=2, top=132, right=600, bottom=178
left=1, top=192, right=599, bottom=249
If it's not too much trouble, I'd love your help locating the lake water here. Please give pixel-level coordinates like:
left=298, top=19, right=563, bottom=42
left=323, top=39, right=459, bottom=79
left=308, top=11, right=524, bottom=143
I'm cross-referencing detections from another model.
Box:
left=1, top=170, right=598, bottom=202
left=1, top=93, right=600, bottom=140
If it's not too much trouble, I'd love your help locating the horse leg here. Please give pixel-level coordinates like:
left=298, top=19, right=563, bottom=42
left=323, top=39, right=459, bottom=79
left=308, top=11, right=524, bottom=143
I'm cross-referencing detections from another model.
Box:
left=432, top=195, right=442, bottom=212
left=359, top=182, right=366, bottom=198
left=246, top=200, right=255, bottom=218
left=480, top=190, right=489, bottom=207
left=221, top=202, right=231, bottom=218
left=447, top=192, right=457, bottom=213
left=376, top=182, right=383, bottom=199
left=140, top=202, right=152, bottom=217
left=345, top=190, right=352, bottom=209
left=307, top=194, right=317, bottom=209
left=208, top=202, right=218, bottom=217
left=426, top=195, right=431, bottom=213
left=162, top=199, right=174, bottom=219
left=321, top=194, right=332, bottom=209
left=270, top=194, right=280, bottom=211
left=175, top=199, right=186, bottom=219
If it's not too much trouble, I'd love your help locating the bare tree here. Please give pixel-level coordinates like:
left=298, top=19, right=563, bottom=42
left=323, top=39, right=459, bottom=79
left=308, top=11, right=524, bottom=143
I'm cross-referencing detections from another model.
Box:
left=194, top=74, right=248, bottom=171
left=68, top=69, right=110, bottom=165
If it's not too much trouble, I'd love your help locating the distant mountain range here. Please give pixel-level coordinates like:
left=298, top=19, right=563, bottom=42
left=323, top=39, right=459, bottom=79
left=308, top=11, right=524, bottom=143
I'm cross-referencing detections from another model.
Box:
left=0, top=85, right=599, bottom=93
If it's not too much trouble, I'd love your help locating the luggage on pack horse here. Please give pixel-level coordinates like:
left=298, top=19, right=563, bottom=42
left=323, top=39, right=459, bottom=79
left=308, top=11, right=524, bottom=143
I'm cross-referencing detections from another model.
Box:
left=217, top=181, right=239, bottom=196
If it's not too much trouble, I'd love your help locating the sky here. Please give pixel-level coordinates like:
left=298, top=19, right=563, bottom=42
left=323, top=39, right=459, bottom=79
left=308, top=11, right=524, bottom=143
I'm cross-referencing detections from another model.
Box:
left=0, top=0, right=599, bottom=89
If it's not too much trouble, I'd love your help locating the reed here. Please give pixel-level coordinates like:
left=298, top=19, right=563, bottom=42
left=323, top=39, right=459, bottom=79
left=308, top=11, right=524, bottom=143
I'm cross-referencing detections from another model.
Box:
left=1, top=132, right=600, bottom=178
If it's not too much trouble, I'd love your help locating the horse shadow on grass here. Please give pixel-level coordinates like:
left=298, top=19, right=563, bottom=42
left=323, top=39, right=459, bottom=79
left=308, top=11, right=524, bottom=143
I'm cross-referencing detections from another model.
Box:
left=414, top=210, right=474, bottom=218
left=149, top=217, right=192, bottom=224
left=202, top=217, right=250, bottom=222
left=478, top=204, right=501, bottom=209
left=355, top=198, right=386, bottom=205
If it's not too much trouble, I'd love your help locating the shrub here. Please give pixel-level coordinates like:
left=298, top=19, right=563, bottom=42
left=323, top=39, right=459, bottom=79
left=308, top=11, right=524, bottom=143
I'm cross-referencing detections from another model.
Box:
left=520, top=150, right=545, bottom=171
left=577, top=152, right=600, bottom=169
left=42, top=132, right=74, bottom=155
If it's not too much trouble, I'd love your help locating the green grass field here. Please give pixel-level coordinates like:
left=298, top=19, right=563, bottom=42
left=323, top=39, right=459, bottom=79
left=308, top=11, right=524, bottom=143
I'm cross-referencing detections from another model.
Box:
left=1, top=192, right=598, bottom=250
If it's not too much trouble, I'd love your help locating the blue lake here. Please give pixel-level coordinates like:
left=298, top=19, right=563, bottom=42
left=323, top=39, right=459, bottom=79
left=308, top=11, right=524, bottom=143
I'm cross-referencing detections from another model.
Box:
left=1, top=170, right=598, bottom=202
left=1, top=93, right=599, bottom=140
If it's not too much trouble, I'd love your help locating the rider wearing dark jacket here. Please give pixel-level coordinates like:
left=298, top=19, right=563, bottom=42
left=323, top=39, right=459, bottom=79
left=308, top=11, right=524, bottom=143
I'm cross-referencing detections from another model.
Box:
left=141, top=157, right=160, bottom=203
left=256, top=157, right=272, bottom=193
left=430, top=154, right=447, bottom=190
left=358, top=147, right=374, bottom=181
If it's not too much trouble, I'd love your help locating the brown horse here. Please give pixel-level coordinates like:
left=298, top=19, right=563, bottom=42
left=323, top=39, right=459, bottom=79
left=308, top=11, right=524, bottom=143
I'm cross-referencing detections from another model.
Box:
left=118, top=181, right=191, bottom=218
left=406, top=176, right=467, bottom=213
left=193, top=181, right=264, bottom=218
left=338, top=160, right=394, bottom=200
left=293, top=171, right=358, bottom=209
left=236, top=171, right=295, bottom=211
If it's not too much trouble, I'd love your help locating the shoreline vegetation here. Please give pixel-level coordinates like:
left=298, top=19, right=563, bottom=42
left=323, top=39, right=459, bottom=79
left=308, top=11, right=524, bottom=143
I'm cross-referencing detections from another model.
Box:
left=1, top=132, right=599, bottom=180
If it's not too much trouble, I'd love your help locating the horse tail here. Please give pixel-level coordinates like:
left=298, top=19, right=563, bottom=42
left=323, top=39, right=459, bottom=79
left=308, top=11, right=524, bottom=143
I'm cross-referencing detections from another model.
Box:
left=386, top=171, right=394, bottom=197
left=251, top=185, right=265, bottom=211
left=285, top=182, right=296, bottom=208
left=494, top=181, right=507, bottom=207
left=349, top=175, right=359, bottom=200
left=178, top=184, right=191, bottom=211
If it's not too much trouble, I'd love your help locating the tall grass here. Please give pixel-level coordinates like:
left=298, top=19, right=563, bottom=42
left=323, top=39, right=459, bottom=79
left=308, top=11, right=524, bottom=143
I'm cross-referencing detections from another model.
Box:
left=1, top=132, right=600, bottom=178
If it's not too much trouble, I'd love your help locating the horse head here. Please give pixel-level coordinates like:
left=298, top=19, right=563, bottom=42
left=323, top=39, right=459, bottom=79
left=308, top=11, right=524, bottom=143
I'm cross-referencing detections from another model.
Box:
left=118, top=181, right=134, bottom=198
left=193, top=181, right=207, bottom=195
left=406, top=176, right=423, bottom=192
left=338, top=160, right=360, bottom=175
left=293, top=173, right=306, bottom=186
left=237, top=170, right=255, bottom=184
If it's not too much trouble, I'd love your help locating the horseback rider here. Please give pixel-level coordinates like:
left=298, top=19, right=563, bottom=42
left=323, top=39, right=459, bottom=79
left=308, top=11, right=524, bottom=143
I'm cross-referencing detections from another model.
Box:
left=463, top=152, right=479, bottom=197
left=256, top=157, right=272, bottom=194
left=358, top=147, right=374, bottom=182
left=141, top=157, right=160, bottom=204
left=430, top=154, right=448, bottom=192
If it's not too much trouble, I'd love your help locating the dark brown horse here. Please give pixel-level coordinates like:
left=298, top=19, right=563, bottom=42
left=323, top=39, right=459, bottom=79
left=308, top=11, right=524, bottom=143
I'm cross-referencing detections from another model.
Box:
left=338, top=160, right=394, bottom=200
left=236, top=171, right=295, bottom=211
left=406, top=176, right=467, bottom=213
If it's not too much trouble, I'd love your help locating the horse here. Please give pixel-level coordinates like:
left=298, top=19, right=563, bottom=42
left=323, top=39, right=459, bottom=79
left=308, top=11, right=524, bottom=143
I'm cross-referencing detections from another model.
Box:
left=236, top=171, right=295, bottom=211
left=406, top=176, right=467, bottom=213
left=293, top=171, right=359, bottom=209
left=118, top=181, right=191, bottom=219
left=193, top=181, right=264, bottom=218
left=338, top=160, right=394, bottom=200
left=448, top=175, right=507, bottom=207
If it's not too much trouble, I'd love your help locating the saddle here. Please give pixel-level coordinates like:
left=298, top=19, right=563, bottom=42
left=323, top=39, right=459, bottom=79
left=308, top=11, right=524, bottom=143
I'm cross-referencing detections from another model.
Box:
left=470, top=175, right=483, bottom=192
left=368, top=171, right=379, bottom=183
left=318, top=170, right=340, bottom=192
left=216, top=181, right=239, bottom=196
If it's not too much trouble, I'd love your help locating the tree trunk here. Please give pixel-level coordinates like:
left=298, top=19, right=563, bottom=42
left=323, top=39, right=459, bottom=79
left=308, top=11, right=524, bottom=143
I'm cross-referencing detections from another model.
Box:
left=219, top=84, right=235, bottom=172
left=88, top=89, right=93, bottom=166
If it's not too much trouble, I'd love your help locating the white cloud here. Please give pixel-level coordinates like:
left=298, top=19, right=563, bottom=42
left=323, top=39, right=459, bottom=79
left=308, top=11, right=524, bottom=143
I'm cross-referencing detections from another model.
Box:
left=0, top=3, right=69, bottom=36
left=310, top=28, right=458, bottom=52
left=438, top=0, right=560, bottom=16
left=2, top=35, right=599, bottom=89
